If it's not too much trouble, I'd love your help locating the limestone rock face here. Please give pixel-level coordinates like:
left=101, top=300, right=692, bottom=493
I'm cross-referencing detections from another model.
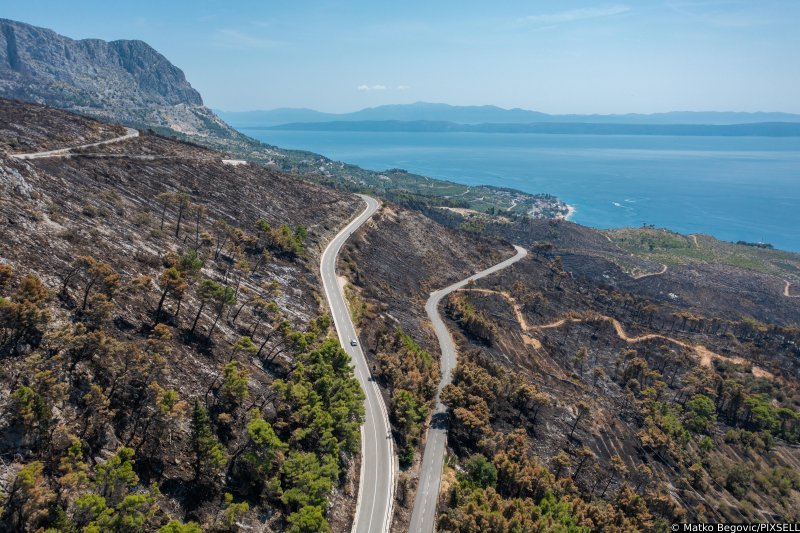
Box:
left=0, top=18, right=234, bottom=137
left=0, top=159, right=33, bottom=198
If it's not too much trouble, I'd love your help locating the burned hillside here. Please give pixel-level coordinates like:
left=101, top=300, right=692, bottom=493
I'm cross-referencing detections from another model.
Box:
left=436, top=249, right=800, bottom=526
left=343, top=202, right=800, bottom=529
left=0, top=99, right=128, bottom=154
left=0, top=99, right=366, bottom=531
left=336, top=203, right=515, bottom=531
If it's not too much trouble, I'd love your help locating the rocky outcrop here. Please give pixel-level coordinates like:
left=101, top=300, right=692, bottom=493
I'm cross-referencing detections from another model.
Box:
left=0, top=18, right=234, bottom=137
left=0, top=158, right=33, bottom=198
left=0, top=18, right=570, bottom=218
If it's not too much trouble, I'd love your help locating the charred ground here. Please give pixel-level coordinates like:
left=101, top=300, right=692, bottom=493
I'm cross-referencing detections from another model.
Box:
left=2, top=96, right=800, bottom=532
left=0, top=99, right=367, bottom=532
left=0, top=99, right=127, bottom=154
left=345, top=200, right=800, bottom=530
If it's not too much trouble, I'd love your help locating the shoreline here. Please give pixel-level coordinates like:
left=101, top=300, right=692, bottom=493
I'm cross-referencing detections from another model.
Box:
left=244, top=129, right=799, bottom=252
left=553, top=202, right=576, bottom=221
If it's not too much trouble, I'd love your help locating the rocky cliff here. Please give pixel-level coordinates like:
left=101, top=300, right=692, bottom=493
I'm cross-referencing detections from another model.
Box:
left=0, top=18, right=570, bottom=218
left=0, top=18, right=232, bottom=137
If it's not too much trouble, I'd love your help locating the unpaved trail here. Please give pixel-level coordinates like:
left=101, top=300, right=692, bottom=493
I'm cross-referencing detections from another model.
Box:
left=596, top=232, right=667, bottom=280
left=631, top=263, right=668, bottom=279
left=10, top=127, right=140, bottom=159
left=537, top=314, right=773, bottom=379
left=455, top=288, right=532, bottom=330
left=10, top=128, right=237, bottom=164
left=456, top=288, right=773, bottom=380
left=455, top=287, right=542, bottom=348
left=784, top=280, right=799, bottom=298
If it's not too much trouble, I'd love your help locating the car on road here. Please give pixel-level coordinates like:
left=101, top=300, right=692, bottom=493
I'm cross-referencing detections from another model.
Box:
left=350, top=338, right=358, bottom=346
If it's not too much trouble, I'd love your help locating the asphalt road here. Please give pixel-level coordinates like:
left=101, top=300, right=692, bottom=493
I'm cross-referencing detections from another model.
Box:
left=10, top=127, right=139, bottom=159
left=408, top=244, right=528, bottom=533
left=320, top=194, right=396, bottom=533
left=17, top=129, right=395, bottom=530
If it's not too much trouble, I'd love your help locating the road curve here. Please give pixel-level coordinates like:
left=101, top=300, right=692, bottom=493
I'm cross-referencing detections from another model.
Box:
left=785, top=280, right=799, bottom=298
left=632, top=263, right=668, bottom=280
left=10, top=127, right=139, bottom=160
left=409, top=244, right=528, bottom=533
left=14, top=130, right=395, bottom=530
left=320, top=194, right=396, bottom=533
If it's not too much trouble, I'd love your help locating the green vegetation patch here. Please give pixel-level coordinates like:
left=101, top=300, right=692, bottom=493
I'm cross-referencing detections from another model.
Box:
left=397, top=328, right=433, bottom=366
left=606, top=228, right=800, bottom=280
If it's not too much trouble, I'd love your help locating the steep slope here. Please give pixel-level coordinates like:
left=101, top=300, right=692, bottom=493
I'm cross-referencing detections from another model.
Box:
left=0, top=18, right=235, bottom=140
left=0, top=19, right=200, bottom=106
left=0, top=18, right=568, bottom=219
left=434, top=249, right=800, bottom=526
left=0, top=99, right=366, bottom=531
left=425, top=209, right=800, bottom=326
left=335, top=205, right=515, bottom=531
left=0, top=99, right=127, bottom=153
left=343, top=203, right=800, bottom=529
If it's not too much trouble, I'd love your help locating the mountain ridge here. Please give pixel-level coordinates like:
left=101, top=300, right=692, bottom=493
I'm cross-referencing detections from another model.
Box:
left=0, top=17, right=568, bottom=219
left=264, top=119, right=800, bottom=137
left=219, top=101, right=800, bottom=127
left=2, top=15, right=800, bottom=533
left=0, top=18, right=230, bottom=138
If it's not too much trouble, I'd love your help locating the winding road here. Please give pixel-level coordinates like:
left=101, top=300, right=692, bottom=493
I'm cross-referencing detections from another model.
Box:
left=14, top=116, right=795, bottom=530
left=408, top=244, right=528, bottom=533
left=319, top=195, right=396, bottom=533
left=10, top=127, right=139, bottom=159
left=15, top=127, right=395, bottom=531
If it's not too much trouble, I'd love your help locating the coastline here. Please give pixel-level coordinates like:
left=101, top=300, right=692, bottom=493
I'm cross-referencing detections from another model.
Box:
left=552, top=202, right=576, bottom=221
left=244, top=129, right=800, bottom=251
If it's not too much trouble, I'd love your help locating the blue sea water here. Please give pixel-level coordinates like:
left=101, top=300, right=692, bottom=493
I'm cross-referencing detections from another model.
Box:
left=241, top=128, right=800, bottom=252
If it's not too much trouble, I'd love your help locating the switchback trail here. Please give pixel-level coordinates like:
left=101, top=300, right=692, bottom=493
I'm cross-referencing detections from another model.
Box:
left=632, top=263, right=668, bottom=279
left=455, top=287, right=773, bottom=380
left=408, top=245, right=528, bottom=533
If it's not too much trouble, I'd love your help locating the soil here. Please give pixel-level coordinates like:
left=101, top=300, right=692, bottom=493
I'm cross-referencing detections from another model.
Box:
left=0, top=98, right=363, bottom=529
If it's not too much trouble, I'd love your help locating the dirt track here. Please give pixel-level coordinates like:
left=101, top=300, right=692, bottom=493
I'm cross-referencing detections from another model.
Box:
left=632, top=263, right=668, bottom=279
left=456, top=288, right=774, bottom=380
left=784, top=280, right=799, bottom=298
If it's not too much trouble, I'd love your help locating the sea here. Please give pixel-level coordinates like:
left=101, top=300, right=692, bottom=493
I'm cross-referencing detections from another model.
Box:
left=240, top=128, right=800, bottom=252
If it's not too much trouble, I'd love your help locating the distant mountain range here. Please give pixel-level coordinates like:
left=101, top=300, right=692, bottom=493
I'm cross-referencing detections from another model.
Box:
left=218, top=102, right=800, bottom=128
left=264, top=120, right=800, bottom=137
left=0, top=18, right=568, bottom=218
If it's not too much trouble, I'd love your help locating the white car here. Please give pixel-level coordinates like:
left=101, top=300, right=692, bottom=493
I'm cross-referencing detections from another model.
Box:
left=350, top=338, right=358, bottom=346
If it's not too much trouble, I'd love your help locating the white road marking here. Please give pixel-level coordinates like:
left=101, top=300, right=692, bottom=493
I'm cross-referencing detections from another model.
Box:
left=319, top=195, right=396, bottom=533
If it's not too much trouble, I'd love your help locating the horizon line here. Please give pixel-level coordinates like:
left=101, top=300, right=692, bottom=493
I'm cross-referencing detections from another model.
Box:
left=214, top=101, right=800, bottom=116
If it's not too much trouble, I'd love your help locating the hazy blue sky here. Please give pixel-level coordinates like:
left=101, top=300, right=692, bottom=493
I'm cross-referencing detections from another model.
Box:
left=3, top=0, right=800, bottom=113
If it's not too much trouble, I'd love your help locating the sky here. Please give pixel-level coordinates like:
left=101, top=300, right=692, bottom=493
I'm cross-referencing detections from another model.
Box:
left=3, top=0, right=800, bottom=113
